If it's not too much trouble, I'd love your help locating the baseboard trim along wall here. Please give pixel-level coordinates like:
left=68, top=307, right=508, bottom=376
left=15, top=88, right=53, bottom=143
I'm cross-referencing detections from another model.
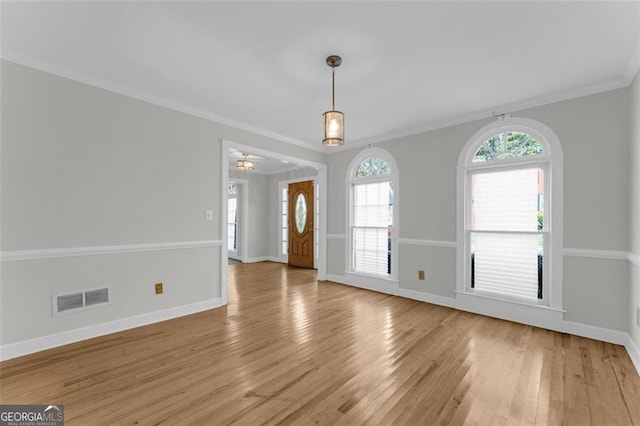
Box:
left=325, top=274, right=640, bottom=375
left=0, top=298, right=222, bottom=361
left=245, top=256, right=281, bottom=264
left=0, top=240, right=223, bottom=262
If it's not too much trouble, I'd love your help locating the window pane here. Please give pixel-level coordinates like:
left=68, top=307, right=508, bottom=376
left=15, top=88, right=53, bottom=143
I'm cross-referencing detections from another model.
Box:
left=472, top=132, right=543, bottom=163
left=354, top=182, right=392, bottom=227
left=295, top=193, right=307, bottom=233
left=355, top=156, right=391, bottom=178
left=352, top=180, right=392, bottom=276
left=282, top=242, right=288, bottom=254
left=282, top=215, right=287, bottom=228
left=472, top=232, right=542, bottom=300
left=353, top=227, right=388, bottom=275
left=472, top=168, right=542, bottom=232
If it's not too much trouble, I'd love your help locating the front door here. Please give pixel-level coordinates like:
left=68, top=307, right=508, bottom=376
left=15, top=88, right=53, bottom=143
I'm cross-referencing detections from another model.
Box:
left=288, top=180, right=314, bottom=268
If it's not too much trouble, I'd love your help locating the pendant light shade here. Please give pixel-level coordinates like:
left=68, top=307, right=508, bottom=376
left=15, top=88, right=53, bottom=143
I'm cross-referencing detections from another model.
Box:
left=322, top=110, right=344, bottom=147
left=322, top=55, right=344, bottom=147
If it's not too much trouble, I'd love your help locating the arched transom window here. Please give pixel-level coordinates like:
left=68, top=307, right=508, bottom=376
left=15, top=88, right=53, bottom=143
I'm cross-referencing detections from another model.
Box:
left=348, top=149, right=398, bottom=279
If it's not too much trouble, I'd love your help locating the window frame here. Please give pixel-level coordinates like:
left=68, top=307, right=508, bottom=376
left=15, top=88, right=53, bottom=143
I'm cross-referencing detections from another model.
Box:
left=346, top=148, right=399, bottom=281
left=457, top=118, right=563, bottom=311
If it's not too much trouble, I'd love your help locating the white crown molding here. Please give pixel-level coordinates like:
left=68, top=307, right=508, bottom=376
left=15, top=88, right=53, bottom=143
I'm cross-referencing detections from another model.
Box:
left=3, top=49, right=634, bottom=156
left=397, top=238, right=457, bottom=249
left=563, top=247, right=630, bottom=261
left=0, top=240, right=222, bottom=262
left=0, top=51, right=321, bottom=152
left=337, top=77, right=630, bottom=151
left=0, top=298, right=222, bottom=361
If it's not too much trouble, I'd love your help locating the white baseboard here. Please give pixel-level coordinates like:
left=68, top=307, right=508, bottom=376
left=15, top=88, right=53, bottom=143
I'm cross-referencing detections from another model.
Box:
left=245, top=256, right=280, bottom=264
left=625, top=335, right=640, bottom=375
left=326, top=273, right=399, bottom=296
left=398, top=287, right=457, bottom=309
left=326, top=273, right=639, bottom=376
left=0, top=298, right=222, bottom=361
left=563, top=320, right=628, bottom=346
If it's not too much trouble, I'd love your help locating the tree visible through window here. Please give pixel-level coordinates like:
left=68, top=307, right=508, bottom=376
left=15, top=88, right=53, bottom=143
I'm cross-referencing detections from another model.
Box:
left=466, top=132, right=548, bottom=302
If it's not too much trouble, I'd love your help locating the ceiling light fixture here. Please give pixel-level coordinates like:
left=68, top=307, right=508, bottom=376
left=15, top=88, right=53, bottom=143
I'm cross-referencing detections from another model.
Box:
left=322, top=55, right=344, bottom=147
left=236, top=153, right=255, bottom=172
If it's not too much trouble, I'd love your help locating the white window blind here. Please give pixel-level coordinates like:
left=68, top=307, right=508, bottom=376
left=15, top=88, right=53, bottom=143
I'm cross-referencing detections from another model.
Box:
left=352, top=182, right=392, bottom=276
left=471, top=168, right=542, bottom=300
left=227, top=196, right=237, bottom=251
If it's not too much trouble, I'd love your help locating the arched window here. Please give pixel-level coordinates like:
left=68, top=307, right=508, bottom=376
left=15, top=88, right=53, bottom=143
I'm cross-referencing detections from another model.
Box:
left=457, top=118, right=563, bottom=309
left=348, top=148, right=399, bottom=279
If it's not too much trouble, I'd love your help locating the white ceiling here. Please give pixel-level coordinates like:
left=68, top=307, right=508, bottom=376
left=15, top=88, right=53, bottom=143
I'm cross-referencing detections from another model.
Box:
left=2, top=2, right=639, bottom=152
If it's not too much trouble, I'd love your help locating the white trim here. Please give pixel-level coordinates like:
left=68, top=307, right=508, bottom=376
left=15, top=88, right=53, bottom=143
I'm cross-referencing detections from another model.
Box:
left=0, top=53, right=319, bottom=152
left=332, top=78, right=629, bottom=151
left=455, top=291, right=565, bottom=331
left=327, top=234, right=346, bottom=239
left=625, top=335, right=640, bottom=376
left=221, top=139, right=328, bottom=304
left=0, top=240, right=222, bottom=262
left=563, top=248, right=630, bottom=261
left=321, top=274, right=639, bottom=375
left=0, top=298, right=222, bottom=361
left=397, top=288, right=457, bottom=309
left=326, top=273, right=399, bottom=296
left=563, top=320, right=627, bottom=346
left=4, top=53, right=635, bottom=155
left=245, top=256, right=281, bottom=264
left=629, top=252, right=640, bottom=266
left=346, top=147, right=400, bottom=281
left=397, top=238, right=457, bottom=249
left=278, top=176, right=320, bottom=267
left=456, top=117, right=564, bottom=311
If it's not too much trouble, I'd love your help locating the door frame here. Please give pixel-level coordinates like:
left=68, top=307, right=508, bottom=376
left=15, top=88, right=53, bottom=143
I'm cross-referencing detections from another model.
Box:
left=220, top=139, right=328, bottom=305
left=279, top=176, right=319, bottom=267
left=227, top=178, right=248, bottom=264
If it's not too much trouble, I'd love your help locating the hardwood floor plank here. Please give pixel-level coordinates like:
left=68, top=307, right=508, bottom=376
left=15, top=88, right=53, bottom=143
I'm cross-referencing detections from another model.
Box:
left=1, top=262, right=639, bottom=425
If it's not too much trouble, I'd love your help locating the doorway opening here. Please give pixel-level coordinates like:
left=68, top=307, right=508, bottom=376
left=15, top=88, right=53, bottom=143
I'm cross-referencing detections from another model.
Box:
left=221, top=140, right=327, bottom=305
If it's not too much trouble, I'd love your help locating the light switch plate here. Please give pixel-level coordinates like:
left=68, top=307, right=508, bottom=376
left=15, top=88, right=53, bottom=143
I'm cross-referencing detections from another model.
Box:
left=205, top=209, right=214, bottom=221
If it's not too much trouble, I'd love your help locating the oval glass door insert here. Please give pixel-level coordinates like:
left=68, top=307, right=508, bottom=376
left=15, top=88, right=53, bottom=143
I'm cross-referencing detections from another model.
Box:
left=295, top=193, right=307, bottom=234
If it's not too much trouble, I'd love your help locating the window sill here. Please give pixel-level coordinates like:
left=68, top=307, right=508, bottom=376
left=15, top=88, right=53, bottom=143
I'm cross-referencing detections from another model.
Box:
left=455, top=291, right=564, bottom=331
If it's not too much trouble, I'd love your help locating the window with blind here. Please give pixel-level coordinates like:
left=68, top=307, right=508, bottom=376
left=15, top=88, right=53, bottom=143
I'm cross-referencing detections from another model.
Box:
left=227, top=183, right=238, bottom=251
left=349, top=152, right=396, bottom=277
left=465, top=131, right=549, bottom=303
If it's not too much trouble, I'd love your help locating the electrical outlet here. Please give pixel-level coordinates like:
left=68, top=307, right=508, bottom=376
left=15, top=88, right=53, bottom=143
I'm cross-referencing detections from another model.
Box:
left=418, top=270, right=425, bottom=280
left=155, top=282, right=163, bottom=295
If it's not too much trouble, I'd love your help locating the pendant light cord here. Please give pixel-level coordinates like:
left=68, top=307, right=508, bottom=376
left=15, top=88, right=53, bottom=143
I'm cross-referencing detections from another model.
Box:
left=332, top=67, right=336, bottom=111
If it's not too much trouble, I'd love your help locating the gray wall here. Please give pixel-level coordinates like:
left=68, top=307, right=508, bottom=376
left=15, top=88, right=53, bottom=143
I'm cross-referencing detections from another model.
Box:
left=0, top=60, right=324, bottom=346
left=630, top=70, right=640, bottom=350
left=228, top=167, right=318, bottom=261
left=326, top=88, right=631, bottom=332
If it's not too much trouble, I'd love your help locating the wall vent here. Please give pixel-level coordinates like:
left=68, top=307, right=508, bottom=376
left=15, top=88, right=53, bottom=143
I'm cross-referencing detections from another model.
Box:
left=53, top=287, right=110, bottom=316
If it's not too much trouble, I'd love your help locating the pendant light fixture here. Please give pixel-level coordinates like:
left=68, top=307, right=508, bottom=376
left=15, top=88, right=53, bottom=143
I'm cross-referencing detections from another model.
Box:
left=236, top=153, right=255, bottom=172
left=322, top=55, right=344, bottom=147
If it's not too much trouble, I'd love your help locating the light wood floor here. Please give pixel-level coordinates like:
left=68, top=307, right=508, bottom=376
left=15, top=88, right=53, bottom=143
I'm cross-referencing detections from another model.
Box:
left=1, top=262, right=639, bottom=425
